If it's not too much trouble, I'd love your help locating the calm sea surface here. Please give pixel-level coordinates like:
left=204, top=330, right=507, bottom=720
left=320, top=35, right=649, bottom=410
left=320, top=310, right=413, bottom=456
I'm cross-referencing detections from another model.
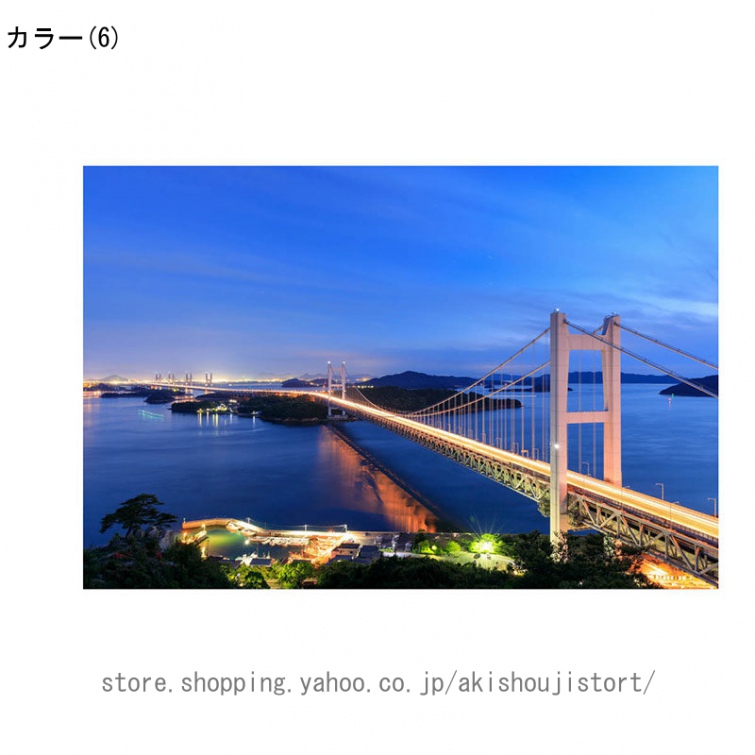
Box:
left=83, top=384, right=718, bottom=547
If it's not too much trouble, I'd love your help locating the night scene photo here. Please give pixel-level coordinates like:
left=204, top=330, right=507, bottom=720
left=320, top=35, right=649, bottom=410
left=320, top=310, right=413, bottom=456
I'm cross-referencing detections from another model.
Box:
left=83, top=166, right=718, bottom=589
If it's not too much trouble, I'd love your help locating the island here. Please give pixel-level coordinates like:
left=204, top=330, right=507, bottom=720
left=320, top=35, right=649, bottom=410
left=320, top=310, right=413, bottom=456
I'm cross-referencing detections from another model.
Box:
left=366, top=370, right=567, bottom=393
left=170, top=394, right=329, bottom=423
left=356, top=386, right=522, bottom=412
left=99, top=386, right=186, bottom=403
left=659, top=374, right=718, bottom=397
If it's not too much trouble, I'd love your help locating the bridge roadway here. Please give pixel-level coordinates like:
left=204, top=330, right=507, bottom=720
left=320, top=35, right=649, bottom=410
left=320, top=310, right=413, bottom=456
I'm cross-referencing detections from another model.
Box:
left=153, top=382, right=719, bottom=583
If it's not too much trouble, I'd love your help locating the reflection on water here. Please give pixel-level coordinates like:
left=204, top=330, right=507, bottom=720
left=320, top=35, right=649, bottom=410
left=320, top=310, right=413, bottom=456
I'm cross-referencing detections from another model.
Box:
left=138, top=409, right=164, bottom=421
left=189, top=528, right=290, bottom=561
left=83, top=395, right=448, bottom=546
left=317, top=426, right=440, bottom=533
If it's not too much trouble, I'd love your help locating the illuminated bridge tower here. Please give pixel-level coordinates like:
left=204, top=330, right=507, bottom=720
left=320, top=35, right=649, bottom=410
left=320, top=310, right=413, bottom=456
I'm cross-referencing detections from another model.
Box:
left=327, top=361, right=346, bottom=417
left=550, top=311, right=622, bottom=546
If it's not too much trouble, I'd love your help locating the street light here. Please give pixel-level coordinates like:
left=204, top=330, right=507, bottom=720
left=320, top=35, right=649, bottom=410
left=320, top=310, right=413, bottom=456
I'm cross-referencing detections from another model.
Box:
left=708, top=497, right=718, bottom=517
left=582, top=462, right=590, bottom=476
left=655, top=482, right=665, bottom=500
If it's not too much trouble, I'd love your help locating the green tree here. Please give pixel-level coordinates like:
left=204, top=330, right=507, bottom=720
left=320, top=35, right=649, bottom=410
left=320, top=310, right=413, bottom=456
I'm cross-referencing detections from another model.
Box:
left=229, top=564, right=271, bottom=589
left=276, top=561, right=316, bottom=589
left=161, top=540, right=231, bottom=588
left=316, top=557, right=513, bottom=589
left=444, top=540, right=462, bottom=556
left=511, top=532, right=656, bottom=589
left=412, top=532, right=429, bottom=553
left=99, top=494, right=177, bottom=538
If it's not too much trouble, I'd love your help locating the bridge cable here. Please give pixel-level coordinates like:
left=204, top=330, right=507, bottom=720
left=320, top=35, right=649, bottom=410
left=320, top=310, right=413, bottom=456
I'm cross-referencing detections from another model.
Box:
left=520, top=362, right=524, bottom=455
left=565, top=320, right=718, bottom=399
left=409, top=342, right=551, bottom=423
left=616, top=323, right=718, bottom=371
left=577, top=351, right=582, bottom=474
left=541, top=337, right=547, bottom=461
left=406, top=360, right=551, bottom=419
left=395, top=326, right=551, bottom=418
left=592, top=349, right=598, bottom=479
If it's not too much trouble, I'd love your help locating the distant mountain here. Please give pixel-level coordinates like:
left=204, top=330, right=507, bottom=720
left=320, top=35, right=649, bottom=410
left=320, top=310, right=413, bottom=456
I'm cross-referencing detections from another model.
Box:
left=575, top=372, right=677, bottom=384
left=488, top=372, right=677, bottom=388
left=95, top=375, right=133, bottom=384
left=368, top=371, right=479, bottom=389
left=659, top=375, right=718, bottom=397
left=298, top=373, right=373, bottom=384
left=282, top=378, right=315, bottom=388
left=368, top=370, right=680, bottom=392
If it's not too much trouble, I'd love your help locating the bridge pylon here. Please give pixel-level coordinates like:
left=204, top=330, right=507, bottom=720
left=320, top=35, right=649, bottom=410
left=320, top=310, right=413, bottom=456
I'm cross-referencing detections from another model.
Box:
left=550, top=311, right=622, bottom=546
left=327, top=361, right=346, bottom=417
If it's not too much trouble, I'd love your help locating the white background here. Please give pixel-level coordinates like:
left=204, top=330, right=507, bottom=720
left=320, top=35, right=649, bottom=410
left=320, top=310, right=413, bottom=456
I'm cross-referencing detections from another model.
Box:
left=3, top=2, right=750, bottom=752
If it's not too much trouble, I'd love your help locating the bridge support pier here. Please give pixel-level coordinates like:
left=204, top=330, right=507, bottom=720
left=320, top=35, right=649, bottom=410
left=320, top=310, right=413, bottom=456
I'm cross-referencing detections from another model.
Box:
left=549, top=311, right=622, bottom=547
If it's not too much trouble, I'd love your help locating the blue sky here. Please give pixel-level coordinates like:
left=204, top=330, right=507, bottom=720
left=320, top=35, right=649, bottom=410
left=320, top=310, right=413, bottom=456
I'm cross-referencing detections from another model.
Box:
left=84, top=166, right=717, bottom=380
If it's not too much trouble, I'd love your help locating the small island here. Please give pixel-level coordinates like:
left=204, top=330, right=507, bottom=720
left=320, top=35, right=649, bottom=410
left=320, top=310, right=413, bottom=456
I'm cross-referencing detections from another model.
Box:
left=97, top=385, right=187, bottom=403
left=171, top=394, right=329, bottom=423
left=280, top=378, right=317, bottom=389
left=366, top=370, right=570, bottom=393
left=241, top=395, right=328, bottom=423
left=356, top=386, right=522, bottom=412
left=659, top=374, right=718, bottom=397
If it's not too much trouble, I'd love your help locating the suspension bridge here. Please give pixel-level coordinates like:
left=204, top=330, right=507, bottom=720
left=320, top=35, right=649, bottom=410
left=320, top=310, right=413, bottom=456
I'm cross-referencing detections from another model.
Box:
left=152, top=310, right=719, bottom=585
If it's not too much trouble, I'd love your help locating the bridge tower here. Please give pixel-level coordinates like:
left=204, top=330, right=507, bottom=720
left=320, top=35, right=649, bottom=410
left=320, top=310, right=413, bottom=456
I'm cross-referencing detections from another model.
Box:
left=549, top=311, right=622, bottom=546
left=327, top=361, right=346, bottom=417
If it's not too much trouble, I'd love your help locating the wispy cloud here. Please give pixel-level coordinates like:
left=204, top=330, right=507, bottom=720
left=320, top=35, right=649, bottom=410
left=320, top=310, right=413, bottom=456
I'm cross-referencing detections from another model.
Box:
left=84, top=167, right=717, bottom=377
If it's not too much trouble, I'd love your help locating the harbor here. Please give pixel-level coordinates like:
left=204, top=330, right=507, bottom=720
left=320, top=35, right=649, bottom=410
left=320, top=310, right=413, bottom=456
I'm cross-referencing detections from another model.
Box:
left=181, top=518, right=410, bottom=567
